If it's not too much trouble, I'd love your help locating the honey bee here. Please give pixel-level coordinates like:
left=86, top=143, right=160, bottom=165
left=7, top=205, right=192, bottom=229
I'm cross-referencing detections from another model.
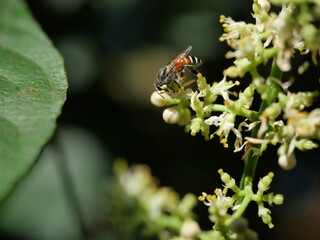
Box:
left=155, top=46, right=203, bottom=92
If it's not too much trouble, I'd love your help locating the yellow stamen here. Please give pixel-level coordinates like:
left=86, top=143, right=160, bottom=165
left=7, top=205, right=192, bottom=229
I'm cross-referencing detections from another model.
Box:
left=220, top=138, right=228, bottom=144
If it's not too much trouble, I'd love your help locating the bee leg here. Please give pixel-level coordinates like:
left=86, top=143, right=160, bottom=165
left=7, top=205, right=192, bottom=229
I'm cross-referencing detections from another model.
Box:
left=171, top=80, right=181, bottom=92
left=175, top=72, right=186, bottom=91
left=177, top=71, right=186, bottom=81
left=182, top=79, right=195, bottom=88
left=187, top=67, right=200, bottom=76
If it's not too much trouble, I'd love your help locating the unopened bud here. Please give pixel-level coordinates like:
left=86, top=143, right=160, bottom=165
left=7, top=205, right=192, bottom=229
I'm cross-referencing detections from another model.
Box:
left=263, top=103, right=281, bottom=119
left=190, top=118, right=202, bottom=136
left=163, top=107, right=180, bottom=124
left=278, top=153, right=296, bottom=170
left=180, top=219, right=201, bottom=238
left=258, top=0, right=270, bottom=12
left=150, top=91, right=167, bottom=107
left=258, top=172, right=274, bottom=192
left=273, top=194, right=284, bottom=205
left=178, top=108, right=191, bottom=126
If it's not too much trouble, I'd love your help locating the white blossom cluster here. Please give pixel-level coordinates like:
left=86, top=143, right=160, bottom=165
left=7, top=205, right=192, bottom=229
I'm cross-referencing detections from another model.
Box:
left=198, top=170, right=283, bottom=239
left=106, top=158, right=200, bottom=240
left=151, top=0, right=320, bottom=170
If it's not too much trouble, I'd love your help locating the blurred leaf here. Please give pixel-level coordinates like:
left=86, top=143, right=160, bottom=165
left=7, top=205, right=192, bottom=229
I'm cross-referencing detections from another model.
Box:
left=0, top=126, right=111, bottom=240
left=0, top=0, right=67, bottom=200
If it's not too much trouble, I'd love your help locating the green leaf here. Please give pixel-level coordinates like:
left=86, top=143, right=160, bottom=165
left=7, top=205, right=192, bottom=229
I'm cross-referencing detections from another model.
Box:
left=0, top=0, right=68, bottom=200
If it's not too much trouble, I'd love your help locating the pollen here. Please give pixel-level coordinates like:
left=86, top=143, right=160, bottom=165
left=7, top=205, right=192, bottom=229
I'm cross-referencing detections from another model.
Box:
left=268, top=172, right=274, bottom=178
left=294, top=111, right=308, bottom=119
left=198, top=196, right=205, bottom=201
left=220, top=138, right=228, bottom=144
left=219, top=15, right=226, bottom=23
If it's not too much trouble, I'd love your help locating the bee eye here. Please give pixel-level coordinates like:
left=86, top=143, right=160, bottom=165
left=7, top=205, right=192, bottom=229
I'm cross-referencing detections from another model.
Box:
left=155, top=83, right=163, bottom=91
left=157, top=67, right=167, bottom=80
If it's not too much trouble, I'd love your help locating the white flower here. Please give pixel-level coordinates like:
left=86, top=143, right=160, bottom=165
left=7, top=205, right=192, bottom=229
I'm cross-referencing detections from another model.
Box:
left=210, top=76, right=240, bottom=100
left=205, top=112, right=243, bottom=150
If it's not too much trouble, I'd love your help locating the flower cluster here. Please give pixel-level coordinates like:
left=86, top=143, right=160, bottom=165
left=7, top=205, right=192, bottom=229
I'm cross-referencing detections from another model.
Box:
left=106, top=158, right=200, bottom=240
left=246, top=91, right=320, bottom=169
left=151, top=74, right=258, bottom=153
left=151, top=0, right=319, bottom=170
left=147, top=0, right=319, bottom=239
left=221, top=0, right=320, bottom=76
left=198, top=170, right=283, bottom=239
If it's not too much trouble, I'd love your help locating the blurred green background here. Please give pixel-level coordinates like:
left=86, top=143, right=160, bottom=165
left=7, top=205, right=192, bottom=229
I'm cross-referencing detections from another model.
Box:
left=0, top=0, right=319, bottom=239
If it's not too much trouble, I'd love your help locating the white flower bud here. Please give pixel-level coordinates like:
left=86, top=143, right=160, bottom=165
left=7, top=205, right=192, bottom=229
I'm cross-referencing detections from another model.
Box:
left=278, top=153, right=296, bottom=170
left=150, top=91, right=167, bottom=107
left=180, top=219, right=200, bottom=238
left=163, top=107, right=180, bottom=124
left=258, top=0, right=270, bottom=12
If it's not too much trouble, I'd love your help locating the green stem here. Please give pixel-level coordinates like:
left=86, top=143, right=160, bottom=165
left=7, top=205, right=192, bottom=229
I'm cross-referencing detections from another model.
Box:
left=225, top=194, right=252, bottom=227
left=211, top=104, right=259, bottom=121
left=212, top=194, right=252, bottom=240
left=239, top=56, right=282, bottom=189
left=242, top=48, right=278, bottom=74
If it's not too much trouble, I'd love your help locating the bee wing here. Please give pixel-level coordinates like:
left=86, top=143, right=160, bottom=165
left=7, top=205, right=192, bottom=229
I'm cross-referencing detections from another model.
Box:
left=164, top=46, right=193, bottom=77
left=163, top=64, right=177, bottom=78
left=178, top=45, right=192, bottom=57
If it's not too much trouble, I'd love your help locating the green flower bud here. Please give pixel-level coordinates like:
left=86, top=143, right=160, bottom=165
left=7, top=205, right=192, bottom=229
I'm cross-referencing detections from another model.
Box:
left=218, top=169, right=240, bottom=193
left=252, top=2, right=261, bottom=14
left=263, top=103, right=281, bottom=119
left=258, top=172, right=274, bottom=192
left=252, top=76, right=266, bottom=95
left=190, top=118, right=202, bottom=136
left=178, top=108, right=191, bottom=126
left=224, top=66, right=239, bottom=78
left=243, top=84, right=255, bottom=99
left=278, top=92, right=288, bottom=107
left=295, top=139, right=318, bottom=151
left=273, top=194, right=284, bottom=205
left=258, top=205, right=274, bottom=228
left=262, top=215, right=273, bottom=229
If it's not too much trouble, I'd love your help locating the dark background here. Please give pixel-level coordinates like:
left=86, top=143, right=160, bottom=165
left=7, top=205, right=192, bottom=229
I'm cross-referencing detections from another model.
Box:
left=0, top=0, right=319, bottom=239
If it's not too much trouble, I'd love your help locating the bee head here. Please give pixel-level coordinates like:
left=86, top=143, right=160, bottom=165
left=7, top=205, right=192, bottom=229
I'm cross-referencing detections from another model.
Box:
left=156, top=66, right=176, bottom=90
